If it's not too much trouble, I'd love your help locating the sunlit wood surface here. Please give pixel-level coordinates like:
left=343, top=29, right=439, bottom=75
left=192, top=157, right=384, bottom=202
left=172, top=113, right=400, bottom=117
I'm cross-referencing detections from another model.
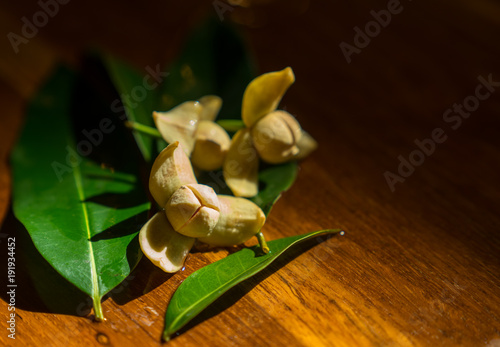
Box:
left=1, top=1, right=499, bottom=346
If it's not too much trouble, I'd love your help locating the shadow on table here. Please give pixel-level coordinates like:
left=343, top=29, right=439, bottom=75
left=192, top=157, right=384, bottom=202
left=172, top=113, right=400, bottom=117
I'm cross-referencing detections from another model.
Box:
left=0, top=208, right=173, bottom=318
left=0, top=209, right=89, bottom=317
left=170, top=234, right=334, bottom=341
left=0, top=200, right=337, bottom=333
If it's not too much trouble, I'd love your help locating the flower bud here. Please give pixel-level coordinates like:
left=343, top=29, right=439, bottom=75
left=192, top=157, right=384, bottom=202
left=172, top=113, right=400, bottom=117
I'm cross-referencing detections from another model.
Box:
left=165, top=184, right=220, bottom=238
left=191, top=120, right=231, bottom=171
left=198, top=195, right=266, bottom=246
left=251, top=110, right=302, bottom=164
left=139, top=212, right=195, bottom=273
left=242, top=67, right=295, bottom=127
left=295, top=130, right=318, bottom=160
left=149, top=141, right=197, bottom=207
left=199, top=95, right=222, bottom=121
left=153, top=101, right=203, bottom=155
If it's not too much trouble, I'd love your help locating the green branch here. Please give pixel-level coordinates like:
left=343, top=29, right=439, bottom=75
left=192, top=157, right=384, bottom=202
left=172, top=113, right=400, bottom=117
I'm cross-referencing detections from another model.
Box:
left=125, top=121, right=163, bottom=139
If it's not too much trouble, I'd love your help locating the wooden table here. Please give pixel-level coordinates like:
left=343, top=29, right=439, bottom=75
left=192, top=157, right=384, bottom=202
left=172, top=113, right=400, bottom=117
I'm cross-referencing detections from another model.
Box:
left=1, top=1, right=499, bottom=346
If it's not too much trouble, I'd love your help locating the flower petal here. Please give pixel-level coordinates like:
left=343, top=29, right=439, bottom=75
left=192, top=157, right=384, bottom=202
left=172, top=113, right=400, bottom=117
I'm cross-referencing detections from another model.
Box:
left=198, top=195, right=266, bottom=247
left=139, top=212, right=195, bottom=273
left=153, top=101, right=203, bottom=155
left=165, top=184, right=220, bottom=238
left=242, top=67, right=295, bottom=127
left=199, top=95, right=222, bottom=121
left=295, top=130, right=318, bottom=160
left=191, top=120, right=231, bottom=171
left=149, top=141, right=197, bottom=207
left=223, top=128, right=259, bottom=197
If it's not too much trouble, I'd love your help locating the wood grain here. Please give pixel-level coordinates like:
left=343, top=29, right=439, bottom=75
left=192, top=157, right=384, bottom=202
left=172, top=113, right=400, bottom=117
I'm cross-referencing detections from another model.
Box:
left=1, top=0, right=499, bottom=346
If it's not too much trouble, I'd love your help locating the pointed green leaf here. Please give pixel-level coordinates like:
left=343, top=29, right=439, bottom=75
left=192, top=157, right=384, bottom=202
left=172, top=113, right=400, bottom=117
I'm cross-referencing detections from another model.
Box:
left=163, top=229, right=343, bottom=340
left=16, top=218, right=95, bottom=317
left=11, top=65, right=150, bottom=320
left=158, top=18, right=255, bottom=120
left=102, top=54, right=160, bottom=162
left=216, top=119, right=245, bottom=133
left=251, top=161, right=298, bottom=216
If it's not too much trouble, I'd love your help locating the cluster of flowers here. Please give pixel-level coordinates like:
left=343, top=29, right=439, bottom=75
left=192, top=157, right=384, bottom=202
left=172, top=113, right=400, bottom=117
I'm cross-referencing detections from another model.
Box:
left=139, top=67, right=317, bottom=272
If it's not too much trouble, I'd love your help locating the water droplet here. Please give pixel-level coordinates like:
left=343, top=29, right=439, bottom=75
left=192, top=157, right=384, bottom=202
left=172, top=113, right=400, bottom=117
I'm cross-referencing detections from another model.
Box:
left=96, top=332, right=110, bottom=345
left=340, top=231, right=345, bottom=236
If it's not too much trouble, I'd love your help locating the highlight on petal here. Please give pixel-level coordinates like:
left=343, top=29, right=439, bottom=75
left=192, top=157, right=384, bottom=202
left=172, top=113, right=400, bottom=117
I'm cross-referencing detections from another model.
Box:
left=149, top=141, right=197, bottom=207
left=198, top=95, right=222, bottom=121
left=295, top=130, right=318, bottom=160
left=223, top=128, right=259, bottom=198
left=198, top=195, right=266, bottom=247
left=251, top=110, right=302, bottom=164
left=153, top=101, right=203, bottom=155
left=139, top=212, right=195, bottom=273
left=242, top=67, right=295, bottom=128
left=191, top=120, right=231, bottom=171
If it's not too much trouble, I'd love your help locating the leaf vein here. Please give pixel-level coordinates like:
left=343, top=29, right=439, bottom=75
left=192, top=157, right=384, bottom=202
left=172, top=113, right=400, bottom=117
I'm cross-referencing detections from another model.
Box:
left=73, top=161, right=101, bottom=315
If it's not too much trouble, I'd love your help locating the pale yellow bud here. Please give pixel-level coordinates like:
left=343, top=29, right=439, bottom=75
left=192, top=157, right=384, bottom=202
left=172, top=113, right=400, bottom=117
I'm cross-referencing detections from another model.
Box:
left=153, top=101, right=203, bottom=155
left=251, top=110, right=302, bottom=164
left=242, top=67, right=295, bottom=127
left=198, top=195, right=266, bottom=246
left=165, top=184, right=220, bottom=238
left=149, top=141, right=197, bottom=207
left=223, top=128, right=259, bottom=197
left=199, top=95, right=222, bottom=121
left=191, top=120, right=231, bottom=171
left=139, top=212, right=195, bottom=273
left=295, top=130, right=318, bottom=160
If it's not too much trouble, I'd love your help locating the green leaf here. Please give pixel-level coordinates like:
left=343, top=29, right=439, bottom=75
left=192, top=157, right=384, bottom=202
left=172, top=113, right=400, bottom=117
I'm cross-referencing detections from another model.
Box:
left=11, top=65, right=150, bottom=320
left=216, top=119, right=245, bottom=133
left=101, top=20, right=254, bottom=159
left=163, top=229, right=343, bottom=341
left=102, top=54, right=159, bottom=162
left=251, top=161, right=298, bottom=216
left=15, top=217, right=94, bottom=317
left=158, top=18, right=255, bottom=120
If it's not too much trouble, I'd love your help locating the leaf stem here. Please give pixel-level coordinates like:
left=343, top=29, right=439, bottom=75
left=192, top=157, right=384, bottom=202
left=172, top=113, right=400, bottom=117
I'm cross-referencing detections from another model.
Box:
left=162, top=332, right=171, bottom=342
left=93, top=297, right=105, bottom=322
left=256, top=232, right=270, bottom=254
left=216, top=119, right=245, bottom=132
left=125, top=121, right=163, bottom=139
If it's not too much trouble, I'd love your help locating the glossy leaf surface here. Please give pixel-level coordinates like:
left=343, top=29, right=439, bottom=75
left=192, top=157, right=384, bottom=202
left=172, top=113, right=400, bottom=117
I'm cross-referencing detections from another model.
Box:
left=251, top=161, right=298, bottom=216
left=103, top=54, right=160, bottom=162
left=11, top=65, right=150, bottom=319
left=163, top=229, right=342, bottom=340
